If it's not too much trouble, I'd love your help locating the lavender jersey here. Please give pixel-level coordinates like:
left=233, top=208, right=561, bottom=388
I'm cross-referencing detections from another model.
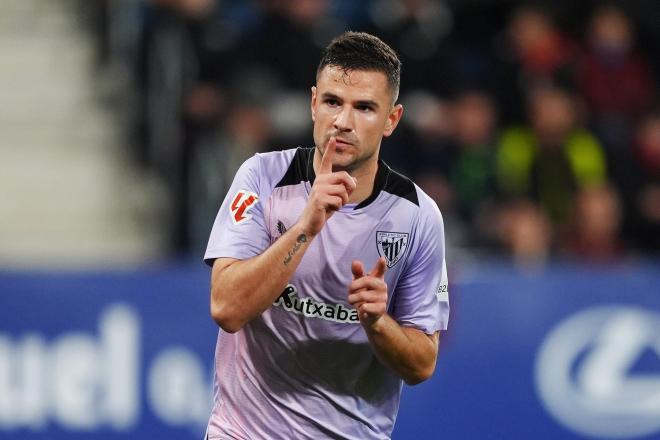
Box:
left=204, top=147, right=449, bottom=440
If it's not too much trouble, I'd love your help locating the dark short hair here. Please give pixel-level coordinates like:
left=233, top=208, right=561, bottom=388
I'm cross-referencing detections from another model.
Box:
left=317, top=31, right=401, bottom=103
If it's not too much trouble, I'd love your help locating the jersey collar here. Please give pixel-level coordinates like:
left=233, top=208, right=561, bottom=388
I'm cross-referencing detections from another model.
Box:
left=305, top=147, right=390, bottom=210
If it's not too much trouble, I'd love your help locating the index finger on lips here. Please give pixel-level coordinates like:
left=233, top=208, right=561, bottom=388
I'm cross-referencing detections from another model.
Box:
left=320, top=137, right=336, bottom=174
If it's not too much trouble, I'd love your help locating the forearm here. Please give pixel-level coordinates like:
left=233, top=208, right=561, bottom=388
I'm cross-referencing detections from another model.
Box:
left=363, top=314, right=439, bottom=385
left=211, top=223, right=313, bottom=332
left=211, top=138, right=355, bottom=332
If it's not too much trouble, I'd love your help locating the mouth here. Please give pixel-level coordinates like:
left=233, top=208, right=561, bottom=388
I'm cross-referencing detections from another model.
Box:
left=334, top=138, right=354, bottom=148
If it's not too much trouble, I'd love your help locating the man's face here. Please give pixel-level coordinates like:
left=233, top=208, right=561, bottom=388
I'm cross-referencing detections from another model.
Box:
left=311, top=66, right=403, bottom=172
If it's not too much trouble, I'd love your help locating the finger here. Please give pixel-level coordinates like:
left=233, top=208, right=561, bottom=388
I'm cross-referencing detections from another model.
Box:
left=320, top=137, right=336, bottom=174
left=369, top=257, right=387, bottom=279
left=322, top=184, right=350, bottom=205
left=358, top=302, right=386, bottom=317
left=348, top=290, right=386, bottom=305
left=351, top=260, right=365, bottom=279
left=318, top=172, right=357, bottom=196
left=322, top=194, right=344, bottom=212
left=349, top=277, right=386, bottom=293
left=339, top=172, right=357, bottom=195
left=347, top=293, right=361, bottom=306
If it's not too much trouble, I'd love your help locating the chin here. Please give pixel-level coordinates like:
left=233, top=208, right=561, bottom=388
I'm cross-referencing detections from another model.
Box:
left=331, top=161, right=352, bottom=172
left=334, top=158, right=362, bottom=173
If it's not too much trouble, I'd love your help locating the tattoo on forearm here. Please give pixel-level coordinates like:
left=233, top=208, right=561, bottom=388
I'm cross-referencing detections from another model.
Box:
left=283, top=234, right=308, bottom=265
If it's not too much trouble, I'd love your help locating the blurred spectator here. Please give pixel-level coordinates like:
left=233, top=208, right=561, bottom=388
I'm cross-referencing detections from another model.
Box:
left=136, top=0, right=220, bottom=250
left=367, top=0, right=454, bottom=96
left=424, top=90, right=501, bottom=248
left=188, top=101, right=274, bottom=252
left=495, top=4, right=579, bottom=123
left=399, top=91, right=453, bottom=176
left=136, top=0, right=221, bottom=169
left=577, top=4, right=655, bottom=150
left=95, top=0, right=660, bottom=259
left=448, top=90, right=499, bottom=226
left=560, top=184, right=625, bottom=262
left=619, top=111, right=660, bottom=253
left=240, top=0, right=343, bottom=91
left=496, top=85, right=607, bottom=227
left=497, top=200, right=552, bottom=267
left=410, top=90, right=501, bottom=254
left=180, top=0, right=257, bottom=124
left=334, top=0, right=457, bottom=174
left=223, top=0, right=350, bottom=148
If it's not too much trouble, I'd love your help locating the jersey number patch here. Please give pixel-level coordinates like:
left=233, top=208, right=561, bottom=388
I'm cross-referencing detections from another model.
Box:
left=230, top=190, right=259, bottom=224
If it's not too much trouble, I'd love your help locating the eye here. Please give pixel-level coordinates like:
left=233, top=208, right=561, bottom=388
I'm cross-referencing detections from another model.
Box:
left=357, top=104, right=373, bottom=112
left=324, top=98, right=339, bottom=107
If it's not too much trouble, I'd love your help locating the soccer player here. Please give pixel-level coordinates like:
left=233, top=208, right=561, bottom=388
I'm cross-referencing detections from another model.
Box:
left=204, top=31, right=449, bottom=439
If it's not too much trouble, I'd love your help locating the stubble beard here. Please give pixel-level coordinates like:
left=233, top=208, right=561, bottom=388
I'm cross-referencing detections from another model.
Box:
left=336, top=148, right=376, bottom=173
left=316, top=142, right=377, bottom=173
left=317, top=132, right=378, bottom=173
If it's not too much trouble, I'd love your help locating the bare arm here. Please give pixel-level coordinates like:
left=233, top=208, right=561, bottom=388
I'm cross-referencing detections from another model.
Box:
left=348, top=258, right=440, bottom=384
left=211, top=138, right=356, bottom=332
left=364, top=315, right=439, bottom=385
left=210, top=224, right=312, bottom=333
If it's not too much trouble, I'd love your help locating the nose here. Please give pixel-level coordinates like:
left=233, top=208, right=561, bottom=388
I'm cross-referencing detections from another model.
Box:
left=333, top=106, right=353, bottom=132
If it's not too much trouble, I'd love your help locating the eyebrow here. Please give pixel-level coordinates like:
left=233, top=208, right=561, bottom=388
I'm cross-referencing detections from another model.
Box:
left=321, top=92, right=380, bottom=110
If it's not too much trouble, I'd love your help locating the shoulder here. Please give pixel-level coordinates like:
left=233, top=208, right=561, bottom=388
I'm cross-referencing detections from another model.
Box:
left=379, top=163, right=444, bottom=230
left=271, top=147, right=315, bottom=188
left=238, top=147, right=304, bottom=189
left=414, top=183, right=444, bottom=230
left=406, top=184, right=446, bottom=256
left=381, top=164, right=440, bottom=217
left=381, top=165, right=419, bottom=207
left=252, top=147, right=300, bottom=172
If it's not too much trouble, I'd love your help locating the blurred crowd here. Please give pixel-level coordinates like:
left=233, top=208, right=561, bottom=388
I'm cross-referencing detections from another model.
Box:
left=89, top=0, right=660, bottom=265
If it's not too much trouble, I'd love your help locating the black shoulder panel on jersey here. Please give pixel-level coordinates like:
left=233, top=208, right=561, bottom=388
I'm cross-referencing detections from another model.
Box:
left=275, top=150, right=418, bottom=207
left=383, top=166, right=419, bottom=206
left=275, top=147, right=315, bottom=188
left=356, top=160, right=419, bottom=209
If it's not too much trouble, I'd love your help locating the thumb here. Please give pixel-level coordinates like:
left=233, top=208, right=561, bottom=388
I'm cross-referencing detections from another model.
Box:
left=351, top=260, right=365, bottom=279
left=370, top=257, right=387, bottom=278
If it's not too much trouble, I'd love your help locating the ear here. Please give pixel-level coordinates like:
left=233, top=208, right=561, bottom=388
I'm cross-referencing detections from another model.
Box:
left=383, top=104, right=403, bottom=137
left=310, top=86, right=317, bottom=122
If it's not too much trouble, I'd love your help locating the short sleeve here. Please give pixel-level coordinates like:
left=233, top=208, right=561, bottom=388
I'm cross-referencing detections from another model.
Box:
left=390, top=197, right=449, bottom=334
left=204, top=154, right=271, bottom=266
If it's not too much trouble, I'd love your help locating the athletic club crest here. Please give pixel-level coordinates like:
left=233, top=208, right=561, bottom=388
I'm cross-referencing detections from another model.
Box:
left=376, top=231, right=409, bottom=268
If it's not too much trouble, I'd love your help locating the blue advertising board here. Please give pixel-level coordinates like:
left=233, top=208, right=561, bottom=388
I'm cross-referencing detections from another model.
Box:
left=395, top=262, right=660, bottom=440
left=0, top=264, right=216, bottom=440
left=1, top=261, right=659, bottom=439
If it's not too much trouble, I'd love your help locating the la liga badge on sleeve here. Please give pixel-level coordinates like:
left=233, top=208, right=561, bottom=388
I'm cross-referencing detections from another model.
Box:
left=230, top=190, right=259, bottom=224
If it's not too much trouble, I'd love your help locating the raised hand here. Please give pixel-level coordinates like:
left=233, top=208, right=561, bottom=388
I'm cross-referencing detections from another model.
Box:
left=348, top=257, right=388, bottom=327
left=298, top=137, right=357, bottom=236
